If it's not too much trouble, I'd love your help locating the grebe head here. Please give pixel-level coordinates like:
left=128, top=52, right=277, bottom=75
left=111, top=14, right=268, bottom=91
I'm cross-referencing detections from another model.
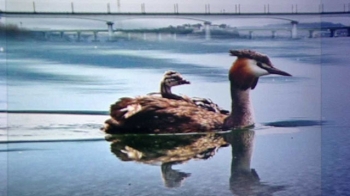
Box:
left=160, top=71, right=190, bottom=99
left=162, top=71, right=190, bottom=88
left=229, top=50, right=291, bottom=90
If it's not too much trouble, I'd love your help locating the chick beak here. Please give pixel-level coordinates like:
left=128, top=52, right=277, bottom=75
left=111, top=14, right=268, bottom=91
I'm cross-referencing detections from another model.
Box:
left=182, top=80, right=190, bottom=85
left=178, top=78, right=190, bottom=85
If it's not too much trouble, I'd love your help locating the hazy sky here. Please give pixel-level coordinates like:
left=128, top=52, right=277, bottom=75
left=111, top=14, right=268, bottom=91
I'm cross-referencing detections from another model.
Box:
left=2, top=0, right=350, bottom=13
left=1, top=0, right=349, bottom=29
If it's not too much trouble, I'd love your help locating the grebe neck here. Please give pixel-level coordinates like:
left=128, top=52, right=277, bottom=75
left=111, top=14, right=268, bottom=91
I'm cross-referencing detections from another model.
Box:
left=160, top=82, right=171, bottom=96
left=160, top=82, right=183, bottom=100
left=224, top=85, right=255, bottom=129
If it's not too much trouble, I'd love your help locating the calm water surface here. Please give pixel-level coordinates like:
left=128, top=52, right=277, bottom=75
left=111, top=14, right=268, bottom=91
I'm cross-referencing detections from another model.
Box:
left=0, top=36, right=349, bottom=195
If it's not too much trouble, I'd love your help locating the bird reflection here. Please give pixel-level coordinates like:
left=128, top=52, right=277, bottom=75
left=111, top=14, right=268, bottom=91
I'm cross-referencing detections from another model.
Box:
left=107, top=129, right=285, bottom=194
left=225, top=130, right=286, bottom=196
left=161, top=162, right=191, bottom=188
left=108, top=133, right=229, bottom=188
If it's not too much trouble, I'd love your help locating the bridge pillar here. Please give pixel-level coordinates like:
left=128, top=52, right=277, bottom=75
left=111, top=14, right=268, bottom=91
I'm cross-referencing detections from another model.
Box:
left=106, top=22, right=114, bottom=40
left=329, top=29, right=335, bottom=37
left=93, top=31, right=99, bottom=42
left=43, top=32, right=50, bottom=40
left=60, top=32, right=64, bottom=39
left=157, top=32, right=162, bottom=41
left=204, top=21, right=211, bottom=40
left=173, top=33, right=177, bottom=40
left=308, top=30, right=315, bottom=38
left=248, top=31, right=254, bottom=39
left=128, top=32, right=131, bottom=40
left=271, top=30, right=276, bottom=39
left=291, top=21, right=298, bottom=39
left=347, top=28, right=350, bottom=37
left=76, top=31, right=81, bottom=42
left=143, top=32, right=147, bottom=40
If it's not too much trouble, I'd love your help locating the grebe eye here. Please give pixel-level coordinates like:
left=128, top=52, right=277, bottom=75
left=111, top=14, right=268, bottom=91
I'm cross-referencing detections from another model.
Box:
left=165, top=79, right=171, bottom=85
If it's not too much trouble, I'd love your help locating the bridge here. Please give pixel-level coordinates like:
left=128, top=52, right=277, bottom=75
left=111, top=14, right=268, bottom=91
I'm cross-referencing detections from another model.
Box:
left=1, top=10, right=350, bottom=40
left=27, top=25, right=350, bottom=42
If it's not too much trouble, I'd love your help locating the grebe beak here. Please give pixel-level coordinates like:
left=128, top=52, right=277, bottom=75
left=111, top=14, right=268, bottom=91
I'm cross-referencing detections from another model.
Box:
left=265, top=66, right=292, bottom=76
left=180, top=80, right=190, bottom=85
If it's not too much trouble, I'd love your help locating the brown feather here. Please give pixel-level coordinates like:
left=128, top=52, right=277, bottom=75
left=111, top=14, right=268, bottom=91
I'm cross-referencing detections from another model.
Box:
left=104, top=96, right=228, bottom=134
left=229, top=58, right=257, bottom=90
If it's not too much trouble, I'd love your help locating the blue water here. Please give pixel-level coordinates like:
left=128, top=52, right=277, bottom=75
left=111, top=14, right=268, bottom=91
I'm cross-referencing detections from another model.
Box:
left=0, top=34, right=350, bottom=195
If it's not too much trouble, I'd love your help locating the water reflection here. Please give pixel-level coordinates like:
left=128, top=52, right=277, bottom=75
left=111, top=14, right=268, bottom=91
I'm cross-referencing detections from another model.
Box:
left=160, top=163, right=191, bottom=188
left=226, top=130, right=285, bottom=195
left=108, top=133, right=228, bottom=188
left=106, top=130, right=285, bottom=194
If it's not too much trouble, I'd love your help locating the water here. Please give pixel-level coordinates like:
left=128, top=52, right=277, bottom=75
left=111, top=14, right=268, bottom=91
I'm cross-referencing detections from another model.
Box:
left=0, top=34, right=349, bottom=195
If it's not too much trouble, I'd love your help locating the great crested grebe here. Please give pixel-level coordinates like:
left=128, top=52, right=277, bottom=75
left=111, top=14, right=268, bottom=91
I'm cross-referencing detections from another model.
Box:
left=154, top=70, right=229, bottom=114
left=146, top=70, right=190, bottom=100
left=159, top=70, right=190, bottom=100
left=103, top=49, right=291, bottom=134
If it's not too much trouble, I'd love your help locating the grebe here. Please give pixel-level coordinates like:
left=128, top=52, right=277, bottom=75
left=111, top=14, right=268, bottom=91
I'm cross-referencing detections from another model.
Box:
left=146, top=70, right=190, bottom=100
left=160, top=70, right=190, bottom=100
left=103, top=49, right=291, bottom=134
left=155, top=70, right=229, bottom=114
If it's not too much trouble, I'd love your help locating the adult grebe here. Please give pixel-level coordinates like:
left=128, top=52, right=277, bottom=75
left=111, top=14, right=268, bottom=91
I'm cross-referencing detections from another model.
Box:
left=102, top=49, right=291, bottom=134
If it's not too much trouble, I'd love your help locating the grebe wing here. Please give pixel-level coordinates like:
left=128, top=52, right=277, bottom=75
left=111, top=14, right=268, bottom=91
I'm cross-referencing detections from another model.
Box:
left=104, top=96, right=227, bottom=134
left=192, top=97, right=230, bottom=115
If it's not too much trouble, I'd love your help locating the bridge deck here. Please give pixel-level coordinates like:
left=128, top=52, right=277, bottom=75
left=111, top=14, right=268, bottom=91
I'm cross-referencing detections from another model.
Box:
left=1, top=11, right=350, bottom=16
